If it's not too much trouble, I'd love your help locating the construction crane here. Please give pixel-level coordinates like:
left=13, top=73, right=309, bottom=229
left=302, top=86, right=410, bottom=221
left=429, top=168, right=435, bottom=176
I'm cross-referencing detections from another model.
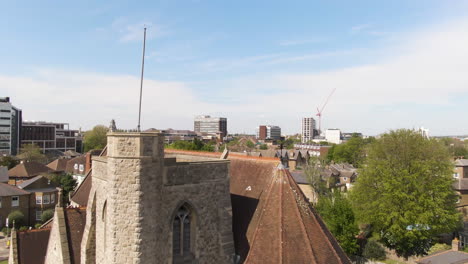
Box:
left=316, top=88, right=336, bottom=135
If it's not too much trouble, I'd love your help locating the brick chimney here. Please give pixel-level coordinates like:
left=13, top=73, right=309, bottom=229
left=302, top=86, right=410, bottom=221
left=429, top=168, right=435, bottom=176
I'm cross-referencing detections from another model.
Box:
left=85, top=151, right=92, bottom=174
left=452, top=237, right=460, bottom=251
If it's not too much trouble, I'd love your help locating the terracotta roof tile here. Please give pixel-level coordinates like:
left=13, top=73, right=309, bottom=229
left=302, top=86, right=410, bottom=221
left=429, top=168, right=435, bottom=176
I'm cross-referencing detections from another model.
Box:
left=8, top=162, right=53, bottom=178
left=64, top=207, right=87, bottom=264
left=17, top=228, right=51, bottom=264
left=70, top=170, right=92, bottom=207
left=0, top=182, right=30, bottom=196
left=47, top=158, right=70, bottom=172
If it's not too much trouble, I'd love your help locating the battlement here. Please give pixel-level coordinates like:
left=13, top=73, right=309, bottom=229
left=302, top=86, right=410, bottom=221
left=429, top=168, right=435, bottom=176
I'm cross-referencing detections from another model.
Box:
left=106, top=131, right=164, bottom=159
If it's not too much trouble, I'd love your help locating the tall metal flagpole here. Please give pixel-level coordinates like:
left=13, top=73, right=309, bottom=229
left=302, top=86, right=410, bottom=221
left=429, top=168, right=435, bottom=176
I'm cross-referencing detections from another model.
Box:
left=137, top=27, right=147, bottom=132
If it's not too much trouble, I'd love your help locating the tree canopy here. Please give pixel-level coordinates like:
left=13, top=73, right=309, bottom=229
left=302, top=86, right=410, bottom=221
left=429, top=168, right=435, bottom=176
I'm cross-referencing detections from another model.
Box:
left=349, top=129, right=460, bottom=258
left=316, top=191, right=360, bottom=255
left=17, top=144, right=47, bottom=163
left=0, top=155, right=19, bottom=169
left=327, top=134, right=374, bottom=167
left=83, top=125, right=108, bottom=152
left=167, top=138, right=214, bottom=152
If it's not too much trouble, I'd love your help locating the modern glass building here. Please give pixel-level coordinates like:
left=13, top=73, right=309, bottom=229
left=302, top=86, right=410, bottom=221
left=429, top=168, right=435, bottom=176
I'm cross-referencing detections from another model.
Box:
left=0, top=97, right=22, bottom=155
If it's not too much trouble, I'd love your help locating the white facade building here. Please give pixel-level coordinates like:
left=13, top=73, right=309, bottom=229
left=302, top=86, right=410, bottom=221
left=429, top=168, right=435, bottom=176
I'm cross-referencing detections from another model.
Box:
left=419, top=127, right=430, bottom=139
left=325, top=129, right=342, bottom=144
left=301, top=117, right=316, bottom=143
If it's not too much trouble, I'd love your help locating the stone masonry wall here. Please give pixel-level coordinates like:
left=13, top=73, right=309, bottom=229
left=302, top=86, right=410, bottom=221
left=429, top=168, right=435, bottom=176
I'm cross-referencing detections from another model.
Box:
left=82, top=132, right=234, bottom=264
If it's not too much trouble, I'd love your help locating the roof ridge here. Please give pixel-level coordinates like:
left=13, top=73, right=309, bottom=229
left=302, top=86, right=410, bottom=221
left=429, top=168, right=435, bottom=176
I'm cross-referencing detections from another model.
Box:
left=285, top=170, right=349, bottom=263
left=244, top=168, right=280, bottom=262
left=283, top=170, right=319, bottom=263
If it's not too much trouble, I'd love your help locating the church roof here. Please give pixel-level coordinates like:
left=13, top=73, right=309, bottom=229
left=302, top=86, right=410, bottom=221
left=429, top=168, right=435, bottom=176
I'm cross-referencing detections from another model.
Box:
left=64, top=207, right=87, bottom=264
left=59, top=148, right=350, bottom=264
left=16, top=228, right=51, bottom=264
left=169, top=149, right=351, bottom=264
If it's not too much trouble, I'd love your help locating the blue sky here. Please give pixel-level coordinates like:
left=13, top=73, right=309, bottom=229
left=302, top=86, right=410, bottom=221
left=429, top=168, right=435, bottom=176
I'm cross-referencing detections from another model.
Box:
left=1, top=1, right=468, bottom=136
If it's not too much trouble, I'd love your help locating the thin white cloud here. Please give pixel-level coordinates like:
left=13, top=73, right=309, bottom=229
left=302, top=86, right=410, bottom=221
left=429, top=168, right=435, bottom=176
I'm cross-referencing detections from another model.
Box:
left=350, top=23, right=372, bottom=34
left=279, top=38, right=325, bottom=46
left=2, top=18, right=468, bottom=136
left=110, top=18, right=167, bottom=43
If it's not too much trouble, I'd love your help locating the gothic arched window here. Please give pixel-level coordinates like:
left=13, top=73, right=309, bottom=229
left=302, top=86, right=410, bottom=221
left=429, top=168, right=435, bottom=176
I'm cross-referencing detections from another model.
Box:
left=172, top=203, right=194, bottom=262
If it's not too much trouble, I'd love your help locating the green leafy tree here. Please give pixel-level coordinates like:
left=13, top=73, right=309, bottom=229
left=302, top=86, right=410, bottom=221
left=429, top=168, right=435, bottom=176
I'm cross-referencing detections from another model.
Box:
left=304, top=157, right=329, bottom=197
left=246, top=140, right=255, bottom=149
left=41, top=209, right=54, bottom=223
left=259, top=144, right=268, bottom=150
left=83, top=125, right=109, bottom=152
left=350, top=129, right=460, bottom=258
left=362, top=240, right=386, bottom=260
left=327, top=134, right=370, bottom=167
left=8, top=210, right=25, bottom=227
left=167, top=139, right=215, bottom=152
left=316, top=191, right=360, bottom=255
left=0, top=156, right=19, bottom=169
left=17, top=144, right=47, bottom=163
left=46, top=173, right=77, bottom=204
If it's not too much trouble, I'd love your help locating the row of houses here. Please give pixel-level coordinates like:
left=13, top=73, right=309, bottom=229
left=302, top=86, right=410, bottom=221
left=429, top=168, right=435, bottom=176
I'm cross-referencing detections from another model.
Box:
left=0, top=150, right=101, bottom=228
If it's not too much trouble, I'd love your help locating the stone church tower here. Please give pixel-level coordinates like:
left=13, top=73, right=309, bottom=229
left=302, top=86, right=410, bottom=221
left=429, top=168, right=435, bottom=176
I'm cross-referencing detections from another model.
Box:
left=80, top=132, right=234, bottom=264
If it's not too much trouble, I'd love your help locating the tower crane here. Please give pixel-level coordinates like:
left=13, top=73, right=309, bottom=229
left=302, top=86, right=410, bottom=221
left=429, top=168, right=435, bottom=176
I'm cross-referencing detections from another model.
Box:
left=316, top=88, right=336, bottom=135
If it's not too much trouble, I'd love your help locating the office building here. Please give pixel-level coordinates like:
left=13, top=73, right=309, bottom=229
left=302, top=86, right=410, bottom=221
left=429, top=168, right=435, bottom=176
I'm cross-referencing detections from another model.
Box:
left=301, top=117, right=316, bottom=143
left=21, top=121, right=83, bottom=153
left=256, top=125, right=281, bottom=140
left=194, top=115, right=227, bottom=140
left=0, top=97, right=22, bottom=155
left=325, top=129, right=342, bottom=144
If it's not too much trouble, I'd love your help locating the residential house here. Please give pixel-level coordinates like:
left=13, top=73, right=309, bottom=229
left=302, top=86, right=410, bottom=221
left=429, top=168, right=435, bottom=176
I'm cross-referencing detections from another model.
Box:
left=453, top=159, right=468, bottom=220
left=0, top=182, right=30, bottom=228
left=46, top=157, right=70, bottom=173
left=416, top=238, right=468, bottom=264
left=18, top=176, right=58, bottom=224
left=8, top=161, right=54, bottom=185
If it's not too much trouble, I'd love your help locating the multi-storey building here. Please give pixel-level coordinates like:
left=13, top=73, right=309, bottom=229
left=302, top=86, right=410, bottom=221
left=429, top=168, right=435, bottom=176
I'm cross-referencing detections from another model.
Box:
left=301, top=117, right=316, bottom=143
left=325, top=128, right=342, bottom=144
left=194, top=115, right=227, bottom=140
left=0, top=97, right=22, bottom=155
left=21, top=121, right=83, bottom=153
left=256, top=125, right=281, bottom=140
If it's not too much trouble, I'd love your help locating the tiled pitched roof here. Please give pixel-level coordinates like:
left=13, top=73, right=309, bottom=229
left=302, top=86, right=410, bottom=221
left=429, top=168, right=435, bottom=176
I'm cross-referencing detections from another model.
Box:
left=455, top=159, right=468, bottom=167
left=47, top=158, right=70, bottom=172
left=0, top=182, right=30, bottom=196
left=70, top=170, right=92, bottom=207
left=17, top=175, right=43, bottom=189
left=8, top=162, right=53, bottom=178
left=16, top=228, right=51, bottom=264
left=416, top=250, right=468, bottom=264
left=64, top=207, right=87, bottom=264
left=230, top=159, right=350, bottom=264
left=65, top=156, right=86, bottom=174
left=171, top=150, right=351, bottom=264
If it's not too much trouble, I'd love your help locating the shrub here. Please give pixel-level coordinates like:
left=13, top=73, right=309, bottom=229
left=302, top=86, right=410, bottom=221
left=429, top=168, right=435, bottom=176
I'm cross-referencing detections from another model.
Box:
left=34, top=223, right=42, bottom=229
left=428, top=243, right=451, bottom=254
left=41, top=209, right=54, bottom=223
left=7, top=210, right=25, bottom=227
left=18, top=226, right=28, bottom=231
left=363, top=239, right=386, bottom=261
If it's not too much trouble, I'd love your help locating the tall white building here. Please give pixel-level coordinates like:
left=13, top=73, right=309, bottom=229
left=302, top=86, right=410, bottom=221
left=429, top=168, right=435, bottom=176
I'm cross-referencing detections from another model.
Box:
left=418, top=127, right=430, bottom=139
left=325, top=129, right=342, bottom=144
left=301, top=117, right=316, bottom=143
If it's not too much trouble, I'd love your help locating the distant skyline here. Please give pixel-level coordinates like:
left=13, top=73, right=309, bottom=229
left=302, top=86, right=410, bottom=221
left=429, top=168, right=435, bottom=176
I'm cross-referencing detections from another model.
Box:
left=1, top=1, right=468, bottom=136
